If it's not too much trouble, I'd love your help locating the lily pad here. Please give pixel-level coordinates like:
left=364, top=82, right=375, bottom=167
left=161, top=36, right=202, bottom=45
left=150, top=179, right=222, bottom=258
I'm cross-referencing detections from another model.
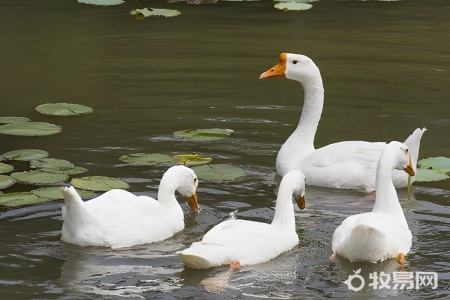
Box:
left=175, top=154, right=212, bottom=166
left=192, top=164, right=245, bottom=182
left=414, top=168, right=449, bottom=182
left=119, top=153, right=177, bottom=166
left=0, top=192, right=49, bottom=207
left=35, top=103, right=94, bottom=116
left=0, top=163, right=14, bottom=174
left=274, top=2, right=313, bottom=11
left=11, top=171, right=69, bottom=185
left=130, top=8, right=181, bottom=20
left=0, top=122, right=61, bottom=136
left=71, top=176, right=129, bottom=192
left=418, top=157, right=450, bottom=174
left=0, top=117, right=31, bottom=124
left=173, top=128, right=233, bottom=141
left=78, top=0, right=123, bottom=6
left=0, top=175, right=15, bottom=189
left=30, top=158, right=74, bottom=169
left=3, top=149, right=49, bottom=161
left=39, top=166, right=89, bottom=176
left=32, top=186, right=96, bottom=200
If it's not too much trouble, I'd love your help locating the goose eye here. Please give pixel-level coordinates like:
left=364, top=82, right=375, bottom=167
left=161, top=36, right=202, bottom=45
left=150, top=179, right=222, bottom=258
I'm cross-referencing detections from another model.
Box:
left=292, top=60, right=298, bottom=64
left=194, top=178, right=197, bottom=183
left=406, top=149, right=409, bottom=154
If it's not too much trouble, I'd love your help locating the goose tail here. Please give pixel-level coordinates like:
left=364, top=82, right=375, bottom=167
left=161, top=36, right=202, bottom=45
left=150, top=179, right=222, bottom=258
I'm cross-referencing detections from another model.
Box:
left=178, top=243, right=230, bottom=269
left=403, top=127, right=426, bottom=168
left=337, top=224, right=388, bottom=263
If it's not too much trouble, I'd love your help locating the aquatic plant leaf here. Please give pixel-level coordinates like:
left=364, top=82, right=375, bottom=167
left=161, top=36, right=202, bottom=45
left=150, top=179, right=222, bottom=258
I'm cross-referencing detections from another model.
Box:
left=0, top=122, right=61, bottom=136
left=175, top=154, right=212, bottom=166
left=173, top=128, right=233, bottom=141
left=32, top=186, right=96, bottom=200
left=71, top=176, right=130, bottom=192
left=119, top=153, right=177, bottom=165
left=418, top=157, right=450, bottom=174
left=35, top=103, right=94, bottom=116
left=274, top=2, right=313, bottom=11
left=0, top=175, right=15, bottom=189
left=2, top=149, right=49, bottom=161
left=78, top=0, right=123, bottom=6
left=0, top=192, right=50, bottom=207
left=192, top=164, right=245, bottom=182
left=0, top=163, right=14, bottom=174
left=0, top=116, right=31, bottom=124
left=30, top=158, right=74, bottom=169
left=414, top=168, right=449, bottom=182
left=11, top=171, right=69, bottom=185
left=39, top=166, right=89, bottom=176
left=130, top=8, right=181, bottom=19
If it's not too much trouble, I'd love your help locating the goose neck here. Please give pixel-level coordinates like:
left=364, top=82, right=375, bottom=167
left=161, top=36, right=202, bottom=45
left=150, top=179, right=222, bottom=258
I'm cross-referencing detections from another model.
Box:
left=271, top=185, right=296, bottom=229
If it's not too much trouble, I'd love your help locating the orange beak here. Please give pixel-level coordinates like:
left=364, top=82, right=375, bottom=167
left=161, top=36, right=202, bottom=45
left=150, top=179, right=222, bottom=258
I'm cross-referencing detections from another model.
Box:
left=295, top=194, right=306, bottom=210
left=403, top=155, right=415, bottom=176
left=259, top=53, right=287, bottom=79
left=186, top=191, right=199, bottom=212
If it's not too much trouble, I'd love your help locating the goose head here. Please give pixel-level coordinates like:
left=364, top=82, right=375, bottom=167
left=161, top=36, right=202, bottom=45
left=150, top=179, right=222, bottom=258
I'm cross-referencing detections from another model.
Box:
left=163, top=165, right=199, bottom=212
left=385, top=141, right=415, bottom=176
left=282, top=170, right=306, bottom=210
left=259, top=53, right=321, bottom=85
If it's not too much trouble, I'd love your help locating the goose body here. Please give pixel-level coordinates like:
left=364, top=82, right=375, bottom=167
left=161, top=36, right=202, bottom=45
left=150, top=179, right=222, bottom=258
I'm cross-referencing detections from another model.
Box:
left=178, top=170, right=306, bottom=269
left=61, top=165, right=199, bottom=248
left=260, top=53, right=425, bottom=191
left=331, top=141, right=414, bottom=264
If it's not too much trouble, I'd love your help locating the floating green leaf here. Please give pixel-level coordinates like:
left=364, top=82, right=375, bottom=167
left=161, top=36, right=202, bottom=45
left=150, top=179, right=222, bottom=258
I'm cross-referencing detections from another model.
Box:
left=31, top=186, right=96, bottom=200
left=0, top=175, right=15, bottom=189
left=0, top=192, right=51, bottom=207
left=35, top=103, right=94, bottom=116
left=78, top=0, right=124, bottom=6
left=40, top=166, right=89, bottom=176
left=30, top=158, right=74, bottom=169
left=0, top=122, right=61, bottom=136
left=192, top=164, right=245, bottom=182
left=0, top=163, right=14, bottom=174
left=175, top=154, right=212, bottom=166
left=418, top=157, right=450, bottom=174
left=11, top=171, right=69, bottom=185
left=119, top=153, right=177, bottom=166
left=274, top=1, right=313, bottom=11
left=130, top=8, right=181, bottom=20
left=0, top=117, right=31, bottom=124
left=3, top=149, right=49, bottom=161
left=414, top=168, right=449, bottom=182
left=71, top=176, right=129, bottom=192
left=173, top=128, right=233, bottom=141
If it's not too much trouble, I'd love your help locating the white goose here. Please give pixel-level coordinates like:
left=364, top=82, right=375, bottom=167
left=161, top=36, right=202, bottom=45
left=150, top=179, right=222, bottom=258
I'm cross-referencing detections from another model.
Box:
left=178, top=170, right=306, bottom=269
left=260, top=53, right=425, bottom=191
left=331, top=141, right=414, bottom=265
left=61, top=165, right=199, bottom=248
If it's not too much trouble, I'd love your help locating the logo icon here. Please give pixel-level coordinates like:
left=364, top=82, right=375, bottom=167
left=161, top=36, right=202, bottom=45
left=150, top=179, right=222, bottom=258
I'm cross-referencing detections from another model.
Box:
left=344, top=268, right=365, bottom=292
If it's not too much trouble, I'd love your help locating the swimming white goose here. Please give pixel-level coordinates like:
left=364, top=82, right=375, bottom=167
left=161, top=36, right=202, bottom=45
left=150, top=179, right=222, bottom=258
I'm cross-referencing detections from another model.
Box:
left=61, top=165, right=199, bottom=248
left=331, top=141, right=414, bottom=265
left=260, top=53, right=425, bottom=191
left=178, top=170, right=306, bottom=269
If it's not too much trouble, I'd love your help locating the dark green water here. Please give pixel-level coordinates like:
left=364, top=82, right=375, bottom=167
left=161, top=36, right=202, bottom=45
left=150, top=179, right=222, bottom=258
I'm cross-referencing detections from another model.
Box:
left=1, top=0, right=449, bottom=299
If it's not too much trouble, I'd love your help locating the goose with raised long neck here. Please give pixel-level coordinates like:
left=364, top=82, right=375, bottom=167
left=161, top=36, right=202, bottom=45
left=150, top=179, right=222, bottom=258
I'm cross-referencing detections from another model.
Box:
left=260, top=53, right=426, bottom=192
left=178, top=170, right=306, bottom=269
left=61, top=165, right=199, bottom=248
left=330, top=141, right=414, bottom=265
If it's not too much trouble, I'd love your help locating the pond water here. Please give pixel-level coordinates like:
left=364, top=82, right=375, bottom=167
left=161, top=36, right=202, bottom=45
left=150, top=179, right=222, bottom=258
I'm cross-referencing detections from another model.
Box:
left=1, top=0, right=449, bottom=299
